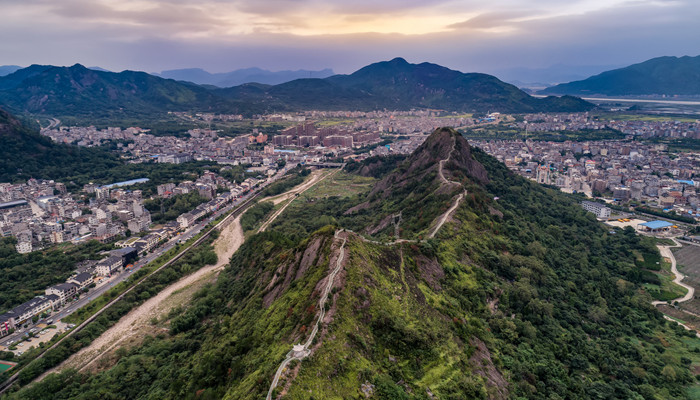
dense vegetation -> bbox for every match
[0,108,121,183]
[0,60,591,127]
[240,201,274,232]
[344,154,407,178]
[0,64,258,120]
[7,129,700,399]
[0,239,113,313]
[145,192,209,224]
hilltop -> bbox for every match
[10,127,700,400]
[540,55,700,96]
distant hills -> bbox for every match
[216,58,593,113]
[0,59,592,120]
[0,64,257,120]
[540,55,700,96]
[155,67,335,87]
[0,107,119,182]
[0,65,21,77]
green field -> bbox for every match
[675,245,700,289]
[300,170,375,199]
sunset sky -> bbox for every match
[1,0,698,78]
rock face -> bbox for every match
[370,127,488,199]
[347,127,489,238]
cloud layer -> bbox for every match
[0,0,697,78]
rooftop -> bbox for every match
[639,220,674,230]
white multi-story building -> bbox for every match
[15,241,32,254]
[582,201,611,219]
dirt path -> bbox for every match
[258,169,338,233]
[36,215,245,381]
[267,230,347,400]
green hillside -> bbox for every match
[540,55,700,96]
[8,128,700,400]
[0,107,120,182]
[0,64,256,120]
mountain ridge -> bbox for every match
[539,55,700,96]
[0,59,593,119]
[0,107,120,182]
[217,57,595,113]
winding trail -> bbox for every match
[429,134,466,239]
[429,190,467,239]
[649,238,700,337]
[266,230,347,400]
[266,135,469,398]
[651,238,693,306]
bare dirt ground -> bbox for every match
[36,214,245,381]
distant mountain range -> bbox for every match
[0,65,21,77]
[155,67,335,87]
[540,55,700,96]
[0,59,592,120]
[215,58,593,113]
[0,64,257,119]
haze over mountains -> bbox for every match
[540,55,700,96]
[155,67,335,87]
[493,64,621,88]
[0,58,592,120]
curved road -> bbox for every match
[651,238,694,306]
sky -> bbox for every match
[1,0,699,81]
